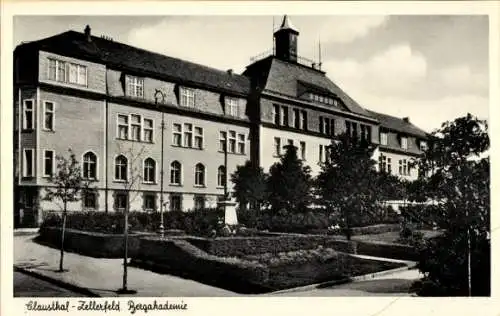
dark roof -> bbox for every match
[367,110,427,138]
[16,30,250,96]
[244,56,372,118]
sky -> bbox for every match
[13,15,489,133]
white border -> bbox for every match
[2,2,499,316]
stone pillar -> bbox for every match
[218,199,238,225]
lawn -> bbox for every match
[351,230,443,244]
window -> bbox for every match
[346,121,357,139]
[319,116,324,134]
[170,194,182,211]
[324,119,330,136]
[387,158,392,174]
[130,114,141,141]
[143,158,156,183]
[83,151,97,180]
[180,87,195,107]
[42,101,55,131]
[401,136,408,150]
[126,75,144,98]
[287,139,294,148]
[420,140,428,151]
[194,195,206,210]
[83,191,97,209]
[23,148,34,177]
[195,163,205,186]
[114,192,128,212]
[143,119,153,143]
[274,137,281,156]
[217,165,226,187]
[300,110,307,130]
[43,150,54,177]
[360,124,371,142]
[227,98,239,117]
[324,146,331,163]
[228,131,236,153]
[273,104,280,125]
[68,63,87,85]
[117,114,129,140]
[194,127,204,149]
[182,123,192,147]
[319,144,324,163]
[219,131,227,152]
[380,132,388,146]
[237,133,245,154]
[379,154,387,173]
[23,100,34,130]
[143,193,156,212]
[330,119,336,136]
[48,59,66,82]
[281,106,288,126]
[173,123,182,146]
[293,108,300,128]
[399,159,409,176]
[115,155,128,181]
[170,161,181,185]
[300,141,306,160]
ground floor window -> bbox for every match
[114,191,128,212]
[194,195,206,210]
[82,190,98,210]
[143,192,157,212]
[170,194,182,212]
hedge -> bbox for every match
[131,237,270,293]
[36,227,156,258]
[40,209,224,237]
[185,235,356,257]
[355,240,419,261]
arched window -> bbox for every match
[83,151,97,180]
[115,155,128,181]
[170,161,181,185]
[195,163,205,186]
[217,165,226,187]
[143,158,156,183]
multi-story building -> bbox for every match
[13,16,428,226]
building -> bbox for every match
[13,16,428,226]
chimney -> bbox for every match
[403,117,410,123]
[84,25,91,42]
[227,69,233,76]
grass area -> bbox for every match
[351,230,443,244]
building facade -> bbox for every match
[13,16,428,226]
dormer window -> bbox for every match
[309,92,337,106]
[226,97,239,117]
[420,140,428,151]
[125,75,144,98]
[401,136,408,150]
[180,87,195,107]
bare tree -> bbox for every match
[43,149,90,272]
[115,142,147,294]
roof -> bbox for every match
[244,56,373,118]
[276,15,298,33]
[15,30,250,96]
[367,110,428,138]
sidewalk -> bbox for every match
[14,235,239,297]
[14,235,422,297]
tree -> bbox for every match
[267,145,312,211]
[231,160,268,210]
[115,142,147,294]
[413,113,490,296]
[44,149,89,272]
[316,134,380,240]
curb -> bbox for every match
[14,266,101,297]
[268,263,418,295]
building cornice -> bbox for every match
[377,145,423,157]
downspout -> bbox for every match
[105,69,109,213]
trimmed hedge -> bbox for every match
[351,224,401,235]
[41,209,223,237]
[36,227,156,258]
[131,237,270,293]
[185,235,356,257]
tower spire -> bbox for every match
[273,15,299,62]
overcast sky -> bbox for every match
[13,15,489,132]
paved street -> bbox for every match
[14,271,83,297]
